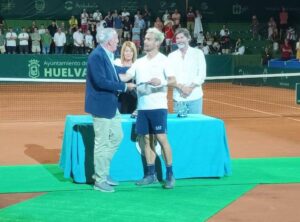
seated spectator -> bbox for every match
[261,47,272,65]
[281,38,292,60]
[233,38,245,55]
[196,31,205,47]
[220,29,231,54]
[201,42,210,55]
[220,25,230,37]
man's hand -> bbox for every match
[180,86,193,98]
[148,78,161,86]
[126,83,136,91]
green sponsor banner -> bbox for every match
[0,54,87,79]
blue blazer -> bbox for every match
[85,46,126,118]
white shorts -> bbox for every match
[32,45,41,53]
[0,45,5,53]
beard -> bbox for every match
[177,43,186,49]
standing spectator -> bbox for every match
[132,22,141,54]
[5,27,17,54]
[172,9,181,29]
[194,10,203,39]
[250,15,260,39]
[281,38,292,61]
[53,28,66,54]
[104,11,114,28]
[162,10,170,24]
[0,15,5,30]
[186,6,195,35]
[81,9,89,33]
[163,20,174,54]
[73,27,84,54]
[121,7,130,19]
[296,37,300,60]
[68,15,78,33]
[279,6,288,40]
[93,10,102,23]
[18,27,29,54]
[143,5,151,29]
[122,16,132,41]
[0,29,6,54]
[84,30,94,54]
[113,12,123,44]
[38,24,47,35]
[30,27,41,54]
[47,20,57,54]
[41,29,52,54]
[154,17,163,32]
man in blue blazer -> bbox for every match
[85,28,135,192]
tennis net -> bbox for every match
[1,73,300,122]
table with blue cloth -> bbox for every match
[59,114,232,183]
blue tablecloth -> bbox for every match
[59,114,232,183]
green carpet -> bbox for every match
[0,184,256,222]
[1,157,300,194]
[0,157,300,221]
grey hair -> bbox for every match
[174,28,191,41]
[97,28,117,44]
[146,27,165,44]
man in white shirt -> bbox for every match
[84,30,94,54]
[18,27,29,54]
[53,28,66,54]
[120,28,176,189]
[73,27,84,54]
[6,27,17,54]
[168,28,206,114]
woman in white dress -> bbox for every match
[194,10,203,39]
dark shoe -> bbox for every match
[107,176,119,186]
[163,176,175,189]
[94,181,115,193]
[135,174,158,186]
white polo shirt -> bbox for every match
[6,32,17,47]
[168,46,206,101]
[127,52,174,110]
[18,32,29,45]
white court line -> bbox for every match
[205,98,281,117]
[214,92,300,111]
